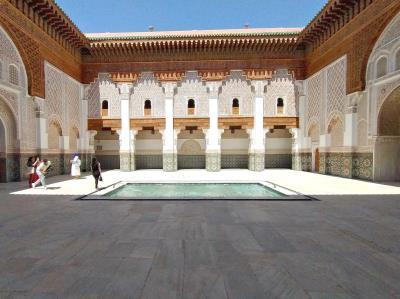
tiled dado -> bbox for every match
[135,155,163,169]
[221,155,249,169]
[292,153,312,172]
[319,152,373,180]
[178,155,206,169]
[265,154,292,169]
[163,153,177,172]
[206,153,221,172]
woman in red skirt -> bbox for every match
[28,156,40,188]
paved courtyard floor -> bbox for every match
[1,169,400,298]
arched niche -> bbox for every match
[327,116,344,147]
[374,85,400,181]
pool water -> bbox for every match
[105,183,284,199]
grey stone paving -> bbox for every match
[0,176,400,298]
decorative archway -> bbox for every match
[307,121,320,172]
[373,86,400,181]
[177,129,206,169]
[0,96,18,182]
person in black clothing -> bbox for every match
[91,157,102,189]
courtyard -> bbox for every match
[0,170,400,298]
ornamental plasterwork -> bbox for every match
[0,87,17,118]
[175,71,208,117]
[45,64,64,130]
[376,77,400,114]
[65,77,81,132]
[0,98,17,150]
[306,72,322,131]
[45,63,82,134]
[131,72,165,117]
[264,70,296,116]
[326,58,346,124]
[87,73,119,118]
[375,11,400,50]
[219,71,253,116]
[0,28,20,65]
[0,28,26,89]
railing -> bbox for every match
[232,107,240,115]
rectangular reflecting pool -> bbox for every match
[80,182,311,200]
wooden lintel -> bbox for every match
[263,117,299,129]
[130,118,165,131]
[218,117,254,129]
[173,118,210,130]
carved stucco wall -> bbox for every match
[0,26,27,90]
[305,56,347,143]
[366,11,400,137]
[265,70,296,116]
[0,96,17,151]
[0,25,37,151]
[378,85,400,136]
[366,11,400,82]
[131,72,164,118]
[45,62,82,140]
[87,73,120,118]
[175,71,208,117]
[219,71,253,116]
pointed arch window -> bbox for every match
[144,99,152,116]
[8,64,19,85]
[376,56,388,78]
[188,99,195,115]
[232,98,239,115]
[277,98,284,115]
[101,100,109,117]
[395,49,400,71]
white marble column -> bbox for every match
[249,81,266,171]
[205,82,222,171]
[119,84,131,171]
[129,129,138,171]
[162,83,178,171]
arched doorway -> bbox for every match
[0,97,18,182]
[177,129,206,169]
[94,129,120,169]
[135,128,163,169]
[374,86,400,181]
[221,128,250,168]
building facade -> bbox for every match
[0,0,399,182]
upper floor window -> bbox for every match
[376,56,388,78]
[277,98,284,115]
[395,49,400,71]
[188,99,195,115]
[8,64,19,85]
[144,99,152,116]
[232,98,239,115]
[101,100,109,117]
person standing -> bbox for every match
[32,159,51,190]
[91,157,102,189]
[70,154,81,179]
[27,156,40,188]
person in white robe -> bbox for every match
[70,154,81,178]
